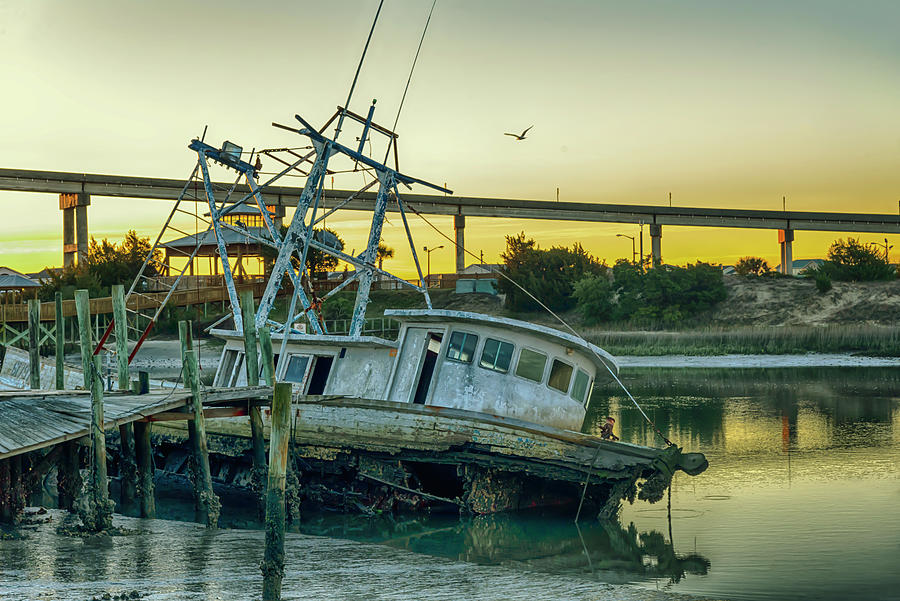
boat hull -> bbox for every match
[149,395,705,517]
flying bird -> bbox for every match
[504,125,533,140]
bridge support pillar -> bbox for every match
[649,224,662,268]
[454,215,465,274]
[62,202,75,268]
[779,229,794,275]
[60,193,91,266]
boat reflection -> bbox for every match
[300,510,710,585]
[587,366,899,454]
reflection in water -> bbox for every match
[588,366,899,455]
[599,366,900,601]
[301,511,709,586]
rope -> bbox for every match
[383,0,438,164]
[402,203,674,447]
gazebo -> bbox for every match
[161,202,276,281]
[0,267,41,302]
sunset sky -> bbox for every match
[1,0,898,276]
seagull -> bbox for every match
[504,125,533,140]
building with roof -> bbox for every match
[0,267,41,300]
[775,258,824,276]
[460,263,502,275]
[162,201,276,280]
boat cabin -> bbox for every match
[212,309,618,431]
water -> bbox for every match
[2,366,898,600]
[604,366,900,601]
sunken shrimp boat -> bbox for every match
[200,309,708,516]
[116,100,706,517]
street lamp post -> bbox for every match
[639,222,644,269]
[616,234,636,263]
[423,245,444,287]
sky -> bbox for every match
[0,0,898,276]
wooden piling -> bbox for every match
[241,291,267,483]
[75,289,92,390]
[28,298,41,389]
[57,440,81,512]
[55,292,64,390]
[8,455,25,524]
[118,423,138,512]
[240,291,260,387]
[133,421,156,518]
[180,320,220,528]
[259,326,275,386]
[112,284,129,391]
[0,459,11,523]
[85,354,113,532]
[261,382,292,601]
[138,371,149,394]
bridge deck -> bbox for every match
[0,386,271,460]
[1,168,898,233]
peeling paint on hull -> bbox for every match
[149,396,705,518]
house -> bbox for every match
[26,267,62,284]
[775,259,824,276]
[459,263,502,275]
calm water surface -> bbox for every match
[606,366,900,601]
[1,366,898,600]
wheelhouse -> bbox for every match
[212,310,618,431]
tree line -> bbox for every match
[499,233,896,325]
[498,232,727,325]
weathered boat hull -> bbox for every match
[150,395,706,518]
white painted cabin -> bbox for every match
[212,309,618,431]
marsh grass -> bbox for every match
[584,324,900,356]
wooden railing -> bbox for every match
[0,272,500,323]
[0,281,269,323]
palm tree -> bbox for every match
[376,242,394,271]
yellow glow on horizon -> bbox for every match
[1,1,899,275]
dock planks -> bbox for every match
[0,386,272,460]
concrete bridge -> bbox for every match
[2,168,898,274]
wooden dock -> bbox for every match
[0,386,271,461]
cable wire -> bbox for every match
[335,0,384,143]
[383,0,438,164]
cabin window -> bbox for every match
[217,349,239,386]
[480,338,514,373]
[548,359,574,394]
[283,354,311,384]
[446,331,478,363]
[571,369,590,404]
[233,353,247,386]
[515,348,547,382]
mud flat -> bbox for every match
[0,510,726,601]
